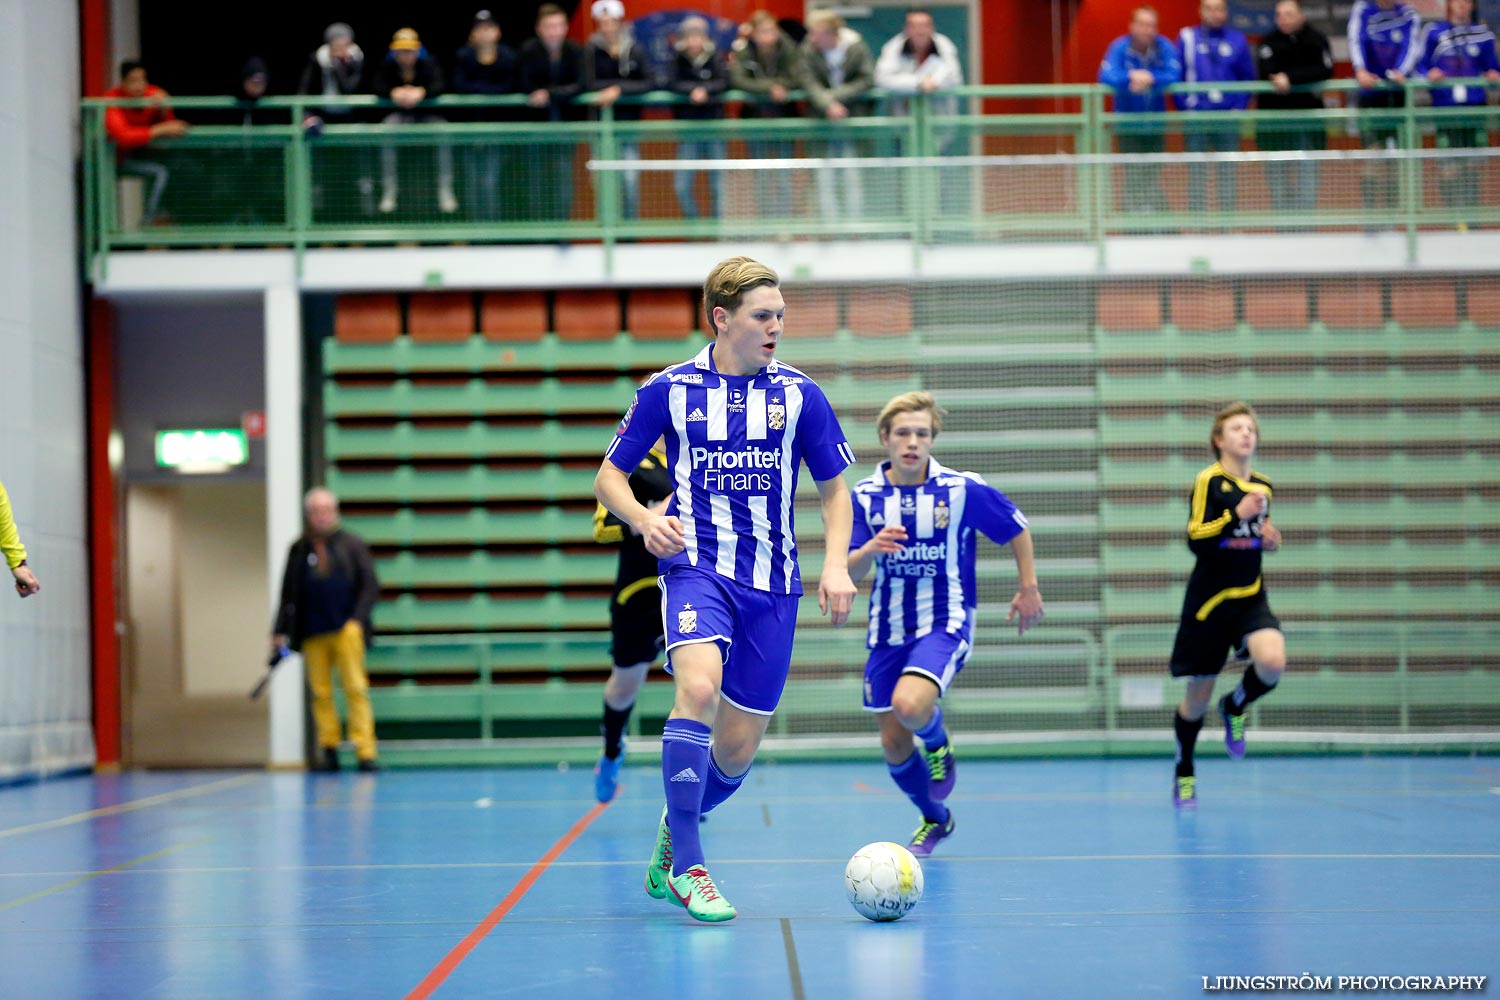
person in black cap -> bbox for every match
[453,10,520,221]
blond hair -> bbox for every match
[1210,401,1260,458]
[748,10,779,30]
[877,391,947,440]
[703,256,779,335]
[806,10,844,32]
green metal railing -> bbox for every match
[81,80,1500,275]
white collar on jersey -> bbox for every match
[876,455,959,487]
[693,342,781,375]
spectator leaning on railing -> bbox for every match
[1176,0,1256,215]
[873,8,963,118]
[731,10,803,219]
[800,11,875,221]
[1257,0,1334,212]
[453,10,520,224]
[104,59,190,226]
[875,9,965,213]
[297,22,373,217]
[519,3,586,224]
[373,28,457,216]
[1348,0,1422,215]
[1419,0,1500,218]
[586,0,655,221]
[1098,6,1182,215]
[669,15,729,221]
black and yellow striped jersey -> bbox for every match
[593,448,672,602]
[1182,461,1273,621]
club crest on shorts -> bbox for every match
[934,501,949,529]
[768,399,785,430]
[678,602,697,634]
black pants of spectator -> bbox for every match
[1117,130,1167,214]
[1260,122,1326,213]
[1437,118,1486,213]
[1357,90,1405,213]
[1185,124,1241,215]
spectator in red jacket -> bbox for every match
[104,60,189,224]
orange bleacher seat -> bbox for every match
[480,291,548,342]
[1096,283,1161,332]
[846,287,913,336]
[334,293,401,343]
[626,288,697,341]
[780,286,840,337]
[1390,279,1458,330]
[1316,280,1384,329]
[554,289,621,342]
[407,292,474,342]
[1241,280,1310,330]
[1466,278,1500,327]
[1169,281,1235,331]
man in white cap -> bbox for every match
[586,0,653,220]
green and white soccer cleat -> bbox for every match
[666,865,737,922]
[644,805,673,900]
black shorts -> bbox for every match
[609,585,665,668]
[1169,592,1282,678]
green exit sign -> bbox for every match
[155,428,249,471]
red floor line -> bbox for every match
[405,799,612,1000]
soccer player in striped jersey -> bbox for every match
[848,392,1043,857]
[1169,402,1285,808]
[594,257,857,921]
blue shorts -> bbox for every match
[660,566,801,716]
[863,622,973,712]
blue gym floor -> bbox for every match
[1,756,1495,999]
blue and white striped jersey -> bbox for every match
[606,343,854,596]
[1348,1,1423,84]
[1419,20,1500,106]
[850,458,1028,648]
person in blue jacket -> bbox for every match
[1099,6,1183,214]
[1177,0,1256,215]
[1347,0,1423,212]
[1419,0,1500,215]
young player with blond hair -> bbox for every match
[848,391,1043,856]
[594,257,857,921]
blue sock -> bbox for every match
[700,752,747,815]
[888,752,949,824]
[914,706,948,752]
[661,719,711,875]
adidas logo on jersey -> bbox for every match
[670,767,700,783]
[687,408,708,422]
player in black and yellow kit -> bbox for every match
[1170,403,1285,807]
[591,437,672,802]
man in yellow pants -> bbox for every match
[1,478,42,597]
[272,487,380,771]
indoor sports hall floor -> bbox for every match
[1,756,1495,999]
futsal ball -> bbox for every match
[844,841,923,921]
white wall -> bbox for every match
[0,0,93,780]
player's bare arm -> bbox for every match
[816,475,857,627]
[1005,527,1044,636]
[594,460,683,557]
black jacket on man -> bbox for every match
[671,45,728,120]
[273,529,379,650]
[585,34,654,121]
[1256,24,1334,111]
[518,38,586,121]
[372,52,446,102]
